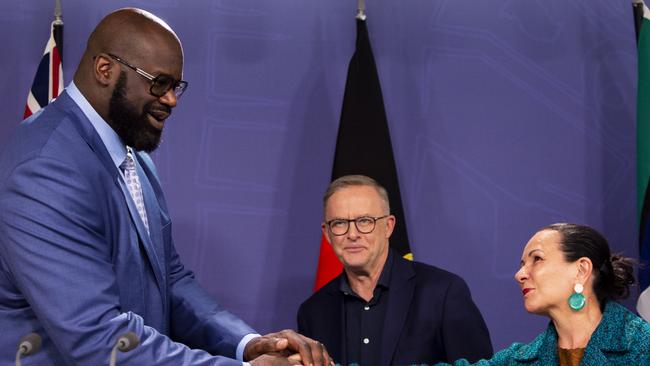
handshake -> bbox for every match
[244,330,334,366]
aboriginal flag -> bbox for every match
[314,18,412,291]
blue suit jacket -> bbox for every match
[297,253,494,365]
[0,91,254,365]
[438,301,650,365]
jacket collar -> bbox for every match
[513,301,631,363]
[581,302,632,364]
[379,252,415,365]
[65,82,127,169]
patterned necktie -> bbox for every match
[120,149,150,234]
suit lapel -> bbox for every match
[321,279,347,365]
[117,169,165,283]
[58,92,168,303]
[133,155,167,289]
[56,92,118,179]
[380,256,415,366]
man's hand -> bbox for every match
[244,330,333,366]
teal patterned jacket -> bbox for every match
[436,302,650,366]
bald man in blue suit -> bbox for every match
[0,8,329,366]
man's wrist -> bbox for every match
[236,333,261,361]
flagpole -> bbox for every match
[53,0,63,63]
[634,0,644,42]
[356,0,366,20]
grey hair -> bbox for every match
[323,175,390,214]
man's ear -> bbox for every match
[385,215,396,239]
[93,53,117,86]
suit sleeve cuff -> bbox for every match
[236,333,261,361]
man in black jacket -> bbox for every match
[297,175,493,365]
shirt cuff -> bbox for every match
[236,333,261,361]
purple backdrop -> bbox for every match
[0,0,638,351]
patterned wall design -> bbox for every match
[0,0,637,350]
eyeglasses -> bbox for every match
[325,215,389,236]
[107,53,188,99]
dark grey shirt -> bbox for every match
[340,250,394,366]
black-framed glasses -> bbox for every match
[325,215,389,236]
[107,53,188,99]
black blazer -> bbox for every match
[297,254,493,365]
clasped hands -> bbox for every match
[244,329,334,366]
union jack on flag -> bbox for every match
[24,20,64,119]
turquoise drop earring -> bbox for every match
[568,283,585,311]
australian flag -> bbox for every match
[24,20,64,119]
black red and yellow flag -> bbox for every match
[314,17,412,291]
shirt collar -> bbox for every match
[66,81,128,169]
[376,249,394,289]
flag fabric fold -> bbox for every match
[637,1,650,320]
[314,18,412,291]
[24,20,64,119]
